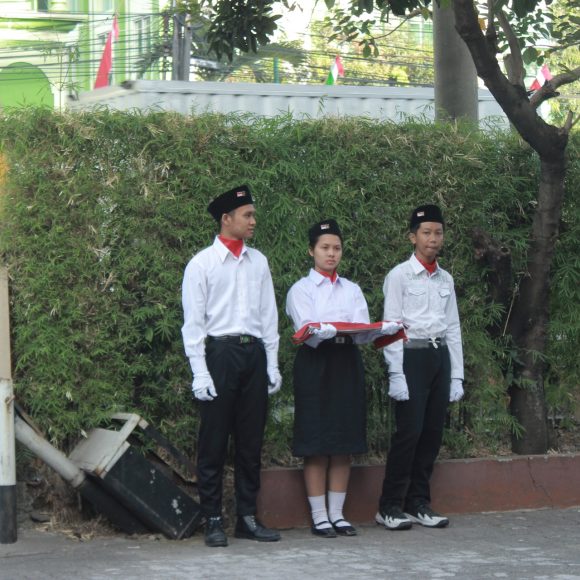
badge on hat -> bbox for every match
[308,219,343,245]
[207,184,254,221]
[410,204,444,230]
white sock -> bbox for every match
[328,491,350,527]
[308,495,332,529]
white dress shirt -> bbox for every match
[383,254,464,380]
[181,236,279,367]
[286,269,370,348]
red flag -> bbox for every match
[94,16,120,89]
[529,64,553,92]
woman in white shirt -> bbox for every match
[286,219,371,538]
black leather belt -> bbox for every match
[207,335,260,344]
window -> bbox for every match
[136,18,143,55]
[135,17,152,55]
[37,0,49,11]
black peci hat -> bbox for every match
[308,219,343,246]
[409,204,444,230]
[207,184,254,222]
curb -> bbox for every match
[257,453,580,528]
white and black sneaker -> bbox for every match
[375,506,412,531]
[404,504,449,528]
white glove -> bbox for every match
[381,321,405,336]
[267,367,282,396]
[189,356,217,401]
[310,323,337,340]
[192,372,217,401]
[449,378,464,402]
[388,372,409,401]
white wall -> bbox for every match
[67,80,509,128]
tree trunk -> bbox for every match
[433,3,479,122]
[507,155,566,453]
[452,0,570,454]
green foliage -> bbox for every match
[315,14,433,87]
[544,0,580,124]
[0,109,578,461]
[203,0,283,61]
[545,135,580,424]
[550,0,580,51]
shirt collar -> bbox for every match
[409,253,439,275]
[213,236,249,263]
[308,268,341,286]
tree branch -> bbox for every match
[451,0,568,160]
[485,0,499,55]
[529,67,580,109]
[497,9,525,88]
[361,8,424,42]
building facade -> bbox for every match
[0,0,161,110]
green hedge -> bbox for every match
[0,108,578,461]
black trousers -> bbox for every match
[196,340,268,517]
[379,345,451,511]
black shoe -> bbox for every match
[234,515,281,542]
[375,506,412,530]
[331,518,357,536]
[311,521,337,538]
[404,504,449,528]
[204,516,228,547]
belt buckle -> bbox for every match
[239,335,252,344]
[428,337,440,349]
[335,336,346,344]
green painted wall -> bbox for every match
[0,62,53,108]
[0,0,161,106]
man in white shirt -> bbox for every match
[181,184,282,547]
[375,204,464,532]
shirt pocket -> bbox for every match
[404,284,427,312]
[437,287,451,313]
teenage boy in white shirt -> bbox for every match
[181,184,282,547]
[376,204,464,531]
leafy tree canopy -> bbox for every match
[175,0,577,76]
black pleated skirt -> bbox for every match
[292,341,367,457]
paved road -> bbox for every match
[2,507,580,579]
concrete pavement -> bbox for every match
[2,507,580,579]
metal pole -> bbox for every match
[0,266,17,543]
[14,417,85,489]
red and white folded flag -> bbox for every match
[292,321,407,349]
[529,64,553,91]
